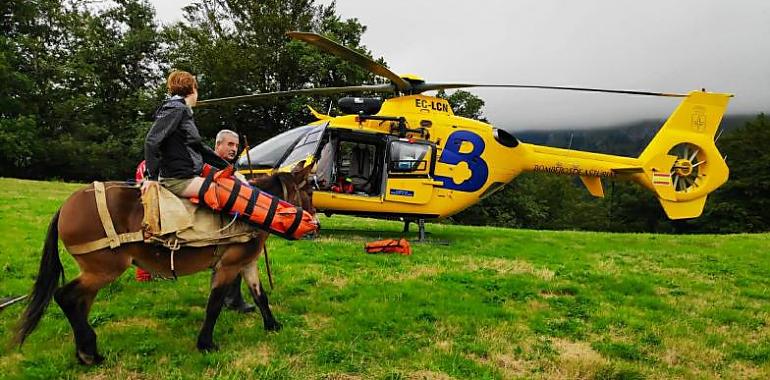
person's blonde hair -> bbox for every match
[166,70,197,96]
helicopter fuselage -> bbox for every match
[240,94,531,220]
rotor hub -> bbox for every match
[673,159,693,177]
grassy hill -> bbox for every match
[0,178,768,379]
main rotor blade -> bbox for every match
[287,31,412,92]
[412,83,688,97]
[195,84,396,107]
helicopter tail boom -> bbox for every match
[520,91,731,219]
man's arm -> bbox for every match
[144,107,183,180]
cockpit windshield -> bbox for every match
[236,126,313,169]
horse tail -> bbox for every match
[14,209,65,346]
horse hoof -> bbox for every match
[197,340,219,352]
[76,350,104,366]
[265,321,283,331]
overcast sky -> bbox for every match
[150,0,770,130]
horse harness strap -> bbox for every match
[68,232,144,255]
[222,179,241,214]
[67,181,144,255]
[94,181,119,248]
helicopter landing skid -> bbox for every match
[316,219,450,246]
[402,219,427,242]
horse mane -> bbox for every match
[248,173,283,196]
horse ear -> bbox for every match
[301,160,315,176]
[291,160,313,182]
[291,160,307,173]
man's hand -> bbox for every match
[140,180,156,195]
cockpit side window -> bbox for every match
[389,141,429,172]
[278,127,325,168]
[237,126,312,169]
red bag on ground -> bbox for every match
[364,239,412,255]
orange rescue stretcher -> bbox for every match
[194,165,317,240]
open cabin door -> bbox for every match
[384,139,438,205]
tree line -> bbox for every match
[1,0,376,180]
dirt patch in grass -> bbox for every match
[596,257,620,275]
[108,317,160,330]
[725,361,765,379]
[455,256,555,281]
[464,325,537,378]
[476,322,529,352]
[0,353,22,377]
[325,276,349,288]
[304,313,332,330]
[647,264,716,287]
[434,340,452,352]
[554,338,603,362]
[542,338,607,379]
[320,373,363,380]
[232,343,271,371]
[525,299,550,311]
[491,353,532,379]
[381,265,444,281]
[539,289,575,299]
[406,369,454,380]
[662,336,725,374]
[467,351,534,379]
[78,363,148,380]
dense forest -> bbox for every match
[1,0,376,180]
[1,0,767,233]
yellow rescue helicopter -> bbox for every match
[196,32,731,238]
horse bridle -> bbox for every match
[278,175,307,208]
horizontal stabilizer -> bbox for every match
[612,167,645,174]
[659,196,708,220]
[579,176,604,197]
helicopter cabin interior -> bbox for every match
[239,124,436,202]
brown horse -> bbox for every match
[13,164,315,365]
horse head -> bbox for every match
[250,160,318,228]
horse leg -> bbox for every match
[242,260,281,331]
[197,264,240,352]
[54,271,118,365]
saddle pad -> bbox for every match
[143,183,259,248]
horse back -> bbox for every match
[58,182,144,249]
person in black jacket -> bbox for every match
[142,71,228,196]
[141,70,318,241]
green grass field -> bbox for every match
[0,178,769,379]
